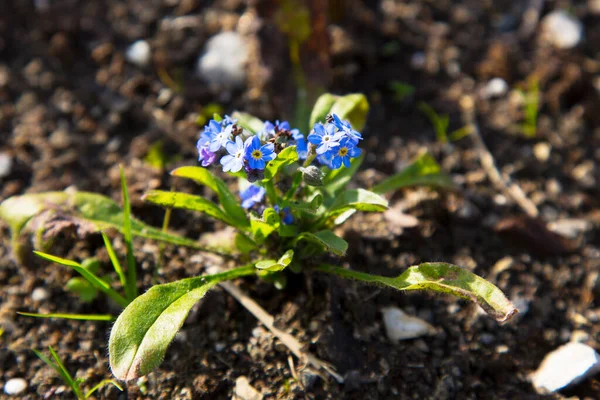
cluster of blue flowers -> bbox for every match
[196,114,363,223]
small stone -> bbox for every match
[234,376,262,400]
[530,342,600,393]
[31,287,49,302]
[483,78,508,98]
[533,142,551,162]
[197,32,248,88]
[548,218,592,239]
[410,52,426,70]
[4,378,27,395]
[0,152,13,178]
[381,307,436,343]
[541,10,583,49]
[125,40,151,67]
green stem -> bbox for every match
[313,264,406,289]
[264,180,278,206]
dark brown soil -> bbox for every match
[1,1,600,399]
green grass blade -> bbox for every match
[34,251,129,308]
[48,347,80,395]
[85,380,123,398]
[120,166,137,300]
[101,232,127,291]
[18,312,116,321]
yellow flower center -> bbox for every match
[252,150,263,160]
[338,147,348,157]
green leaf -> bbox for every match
[329,93,369,131]
[34,346,82,398]
[0,191,222,256]
[171,166,248,228]
[322,154,364,196]
[66,277,99,303]
[120,166,137,300]
[309,93,337,127]
[255,249,294,272]
[34,251,129,308]
[296,230,348,256]
[102,233,127,291]
[371,152,454,194]
[315,263,518,323]
[323,189,388,225]
[109,265,256,381]
[249,208,280,245]
[231,111,264,134]
[288,193,323,214]
[18,312,115,321]
[234,233,257,254]
[262,146,298,182]
[142,191,233,225]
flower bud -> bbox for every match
[299,166,324,187]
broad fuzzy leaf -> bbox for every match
[329,93,370,131]
[250,208,280,245]
[109,265,255,380]
[322,189,388,225]
[316,263,517,323]
[231,111,264,134]
[296,230,348,256]
[0,191,214,253]
[309,93,337,127]
[171,166,248,228]
[371,152,454,194]
[262,146,298,182]
[142,191,233,226]
[255,250,294,272]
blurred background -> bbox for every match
[1,0,600,399]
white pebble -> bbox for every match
[483,78,509,98]
[4,378,27,396]
[530,342,600,393]
[31,287,49,302]
[0,152,13,178]
[381,307,436,343]
[234,376,262,400]
[410,52,426,70]
[541,10,583,49]
[533,142,551,162]
[197,32,248,88]
[125,40,151,67]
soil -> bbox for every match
[1,1,600,399]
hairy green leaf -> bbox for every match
[231,111,264,134]
[316,263,518,323]
[330,93,369,131]
[262,146,298,182]
[323,189,388,225]
[142,191,233,225]
[309,93,337,127]
[171,166,248,228]
[34,251,129,308]
[0,191,218,255]
[255,250,294,272]
[249,208,280,245]
[109,265,256,381]
[371,152,454,194]
[296,230,348,256]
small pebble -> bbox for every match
[0,152,13,178]
[31,287,49,302]
[548,218,592,239]
[533,142,551,162]
[541,10,583,49]
[381,307,436,343]
[483,78,508,98]
[410,52,426,70]
[4,378,27,396]
[125,40,151,67]
[530,342,600,393]
[234,376,262,400]
[197,32,248,88]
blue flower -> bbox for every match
[221,115,237,126]
[276,120,291,130]
[308,122,342,155]
[197,123,218,166]
[291,129,308,159]
[244,135,276,170]
[209,123,234,152]
[274,205,293,225]
[329,137,362,169]
[240,185,266,209]
[331,114,362,144]
[220,136,246,173]
[316,151,334,169]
